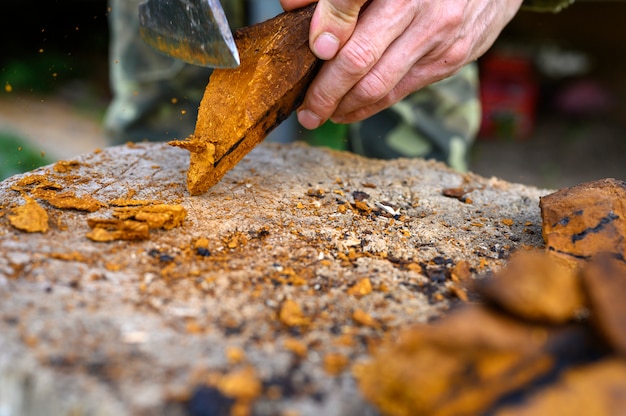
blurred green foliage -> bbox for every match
[0,132,53,180]
[305,121,349,151]
[1,53,86,94]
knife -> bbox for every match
[138,0,240,68]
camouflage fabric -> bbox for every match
[103,0,246,145]
[346,63,480,172]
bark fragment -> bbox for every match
[170,4,321,195]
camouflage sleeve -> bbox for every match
[521,0,574,12]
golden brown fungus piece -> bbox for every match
[216,367,262,403]
[323,353,349,376]
[497,359,626,416]
[42,191,106,212]
[113,204,186,230]
[11,174,62,193]
[53,160,80,173]
[8,196,49,233]
[86,219,150,242]
[169,4,320,195]
[355,306,556,416]
[347,278,373,297]
[352,309,380,328]
[278,300,310,328]
[477,249,585,324]
[582,256,626,355]
[540,178,626,265]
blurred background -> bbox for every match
[1,0,625,189]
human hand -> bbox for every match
[280,0,524,129]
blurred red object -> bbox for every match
[478,53,538,140]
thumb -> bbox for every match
[310,0,369,60]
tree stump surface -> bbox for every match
[0,142,549,415]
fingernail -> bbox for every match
[298,109,323,130]
[330,115,346,124]
[313,32,340,60]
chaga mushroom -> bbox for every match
[539,178,626,264]
[8,196,49,233]
[354,305,587,416]
[170,4,321,195]
[113,204,186,230]
[477,249,585,324]
[581,255,626,355]
[86,219,150,242]
[42,191,106,212]
[86,204,186,242]
[497,359,626,416]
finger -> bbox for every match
[332,13,469,118]
[331,48,411,118]
[331,86,410,124]
[280,0,317,12]
[296,2,407,129]
[333,64,454,124]
[309,0,369,60]
[297,33,384,129]
[332,88,409,125]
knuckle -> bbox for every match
[440,6,464,30]
[358,70,391,102]
[307,85,337,110]
[384,87,404,106]
[445,42,471,69]
[328,0,363,24]
[338,37,380,77]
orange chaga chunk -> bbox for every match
[8,196,49,233]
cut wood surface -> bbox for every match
[4,142,625,415]
[170,4,320,195]
[0,142,549,415]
